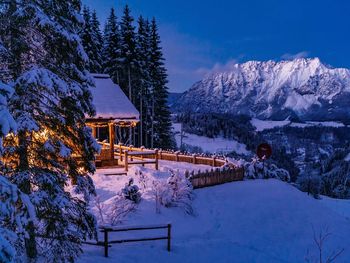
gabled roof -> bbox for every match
[88,74,139,121]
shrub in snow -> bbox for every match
[152,170,194,215]
[135,169,149,191]
[245,157,290,182]
[296,173,322,198]
[95,179,141,225]
[95,195,137,226]
[106,196,137,226]
[121,178,141,204]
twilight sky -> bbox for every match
[83,0,350,92]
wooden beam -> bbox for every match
[108,123,115,160]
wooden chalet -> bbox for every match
[86,74,139,166]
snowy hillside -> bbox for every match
[173,58,350,121]
[172,123,250,155]
[80,167,350,263]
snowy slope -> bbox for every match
[173,58,350,121]
[173,123,249,155]
[79,168,350,263]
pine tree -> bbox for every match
[81,6,103,72]
[0,82,34,263]
[149,18,174,149]
[90,10,103,72]
[0,1,98,262]
[135,16,151,147]
[119,5,138,103]
[102,8,122,84]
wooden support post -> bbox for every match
[104,229,109,257]
[155,149,159,170]
[167,224,171,252]
[212,156,216,167]
[175,152,179,162]
[92,126,96,138]
[108,123,115,160]
[193,154,197,164]
[124,150,128,171]
[119,143,123,161]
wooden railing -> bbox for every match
[84,224,171,257]
[98,142,227,169]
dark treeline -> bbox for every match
[81,5,174,149]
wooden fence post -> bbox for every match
[141,146,145,166]
[104,229,109,257]
[193,154,197,164]
[124,150,128,172]
[212,156,216,167]
[167,224,171,252]
[155,149,159,170]
[175,152,179,162]
[129,145,133,161]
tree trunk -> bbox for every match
[151,96,154,148]
[140,92,143,146]
[128,66,132,103]
[18,131,37,261]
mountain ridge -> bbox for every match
[173,58,350,121]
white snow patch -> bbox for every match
[251,118,291,131]
[80,176,350,263]
[251,118,347,131]
[172,123,249,155]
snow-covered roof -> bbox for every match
[88,74,139,121]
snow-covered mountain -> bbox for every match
[173,58,350,121]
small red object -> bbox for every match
[257,143,272,160]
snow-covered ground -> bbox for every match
[79,163,350,263]
[251,118,347,131]
[172,123,249,155]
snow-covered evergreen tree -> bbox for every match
[149,18,174,149]
[135,16,151,147]
[102,8,122,84]
[0,1,98,261]
[81,7,103,72]
[119,5,138,103]
[90,10,103,72]
[0,81,35,263]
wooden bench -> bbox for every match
[83,223,171,257]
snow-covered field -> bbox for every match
[251,118,347,131]
[79,163,350,263]
[172,123,249,155]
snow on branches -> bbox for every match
[0,176,35,263]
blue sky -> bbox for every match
[83,0,350,92]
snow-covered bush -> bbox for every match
[245,157,290,182]
[152,170,194,215]
[107,196,138,225]
[122,178,141,204]
[135,169,149,191]
[95,179,141,225]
